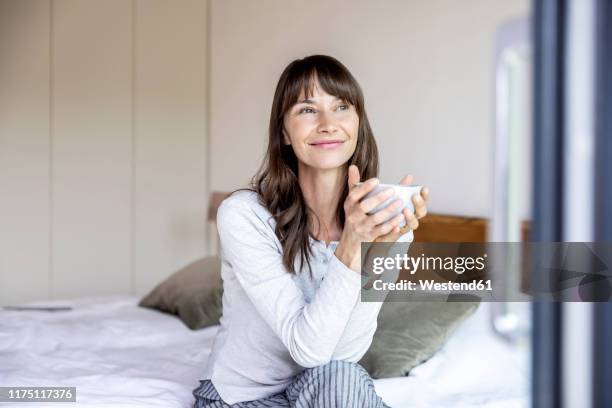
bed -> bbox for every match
[1,198,529,407]
[0,295,528,407]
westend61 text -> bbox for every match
[372,279,493,292]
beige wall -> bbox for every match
[209,0,530,218]
[0,0,208,304]
[1,0,529,303]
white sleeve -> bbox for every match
[331,230,414,362]
[217,198,362,368]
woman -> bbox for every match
[193,55,429,407]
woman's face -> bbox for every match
[282,82,359,172]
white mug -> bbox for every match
[357,183,423,227]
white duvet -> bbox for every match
[0,296,528,407]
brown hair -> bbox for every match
[233,55,379,275]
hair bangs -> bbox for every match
[279,56,363,117]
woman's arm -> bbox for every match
[217,197,361,368]
[330,230,414,362]
[331,175,428,361]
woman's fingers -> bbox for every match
[374,212,404,237]
[346,165,381,210]
[411,190,428,219]
[373,213,406,242]
[399,174,413,186]
[358,187,395,214]
[404,207,419,230]
[369,197,402,224]
[345,168,429,242]
[347,177,380,206]
[347,164,360,188]
[421,186,429,201]
[398,224,412,235]
[401,174,428,220]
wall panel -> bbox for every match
[133,0,208,295]
[52,0,132,298]
[0,0,51,304]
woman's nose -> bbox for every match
[316,111,338,133]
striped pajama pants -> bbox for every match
[192,360,391,408]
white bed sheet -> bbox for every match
[0,296,528,407]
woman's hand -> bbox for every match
[373,174,429,243]
[335,165,415,271]
[361,174,429,289]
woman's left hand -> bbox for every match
[374,175,429,242]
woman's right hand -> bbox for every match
[334,165,407,272]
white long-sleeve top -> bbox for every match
[202,190,412,404]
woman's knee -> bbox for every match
[307,360,373,393]
[287,361,385,407]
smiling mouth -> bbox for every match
[309,140,345,149]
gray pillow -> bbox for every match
[139,256,223,330]
[359,296,479,378]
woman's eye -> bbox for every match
[336,104,349,111]
[298,107,315,114]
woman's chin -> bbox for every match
[310,160,350,172]
[297,152,353,172]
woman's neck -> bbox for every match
[298,165,346,244]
